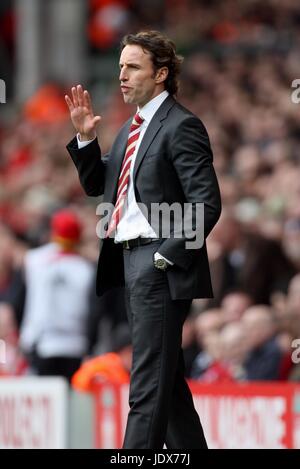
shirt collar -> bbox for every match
[138,90,169,125]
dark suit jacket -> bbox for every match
[67,95,221,299]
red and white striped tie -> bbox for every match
[106,113,144,237]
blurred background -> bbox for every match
[0,0,300,449]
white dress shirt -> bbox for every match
[77,90,173,265]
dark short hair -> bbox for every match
[120,30,183,95]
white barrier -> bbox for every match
[0,377,68,449]
[94,381,300,449]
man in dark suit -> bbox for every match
[66,30,221,449]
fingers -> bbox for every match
[65,94,74,111]
[67,86,100,126]
[69,85,93,111]
[77,84,84,107]
[93,116,102,126]
[71,86,79,107]
[83,90,93,114]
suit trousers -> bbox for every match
[122,241,208,449]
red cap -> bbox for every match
[51,210,82,243]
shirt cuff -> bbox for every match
[76,133,96,149]
[154,252,174,266]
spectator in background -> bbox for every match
[87,284,128,356]
[273,274,300,359]
[209,213,296,305]
[286,273,300,315]
[0,225,15,303]
[88,0,132,50]
[72,322,132,392]
[0,302,27,376]
[19,209,95,381]
[220,289,253,324]
[199,322,247,383]
[239,234,296,305]
[242,305,283,381]
[207,212,243,303]
[191,309,223,379]
[195,331,224,383]
[181,314,199,378]
[0,224,26,329]
[219,322,247,381]
[283,274,300,381]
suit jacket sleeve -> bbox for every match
[158,115,221,270]
[66,136,107,197]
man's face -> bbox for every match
[119,44,165,107]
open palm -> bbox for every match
[65,85,101,140]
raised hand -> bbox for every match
[65,85,101,141]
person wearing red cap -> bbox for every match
[50,209,82,251]
[20,209,94,381]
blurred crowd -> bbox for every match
[0,0,300,387]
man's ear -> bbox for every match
[155,67,168,84]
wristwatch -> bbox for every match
[154,257,169,271]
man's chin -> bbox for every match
[122,93,137,105]
[123,96,133,104]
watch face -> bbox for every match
[155,258,167,270]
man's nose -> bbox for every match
[119,68,128,82]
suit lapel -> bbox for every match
[104,118,131,204]
[133,95,176,182]
[105,95,176,204]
